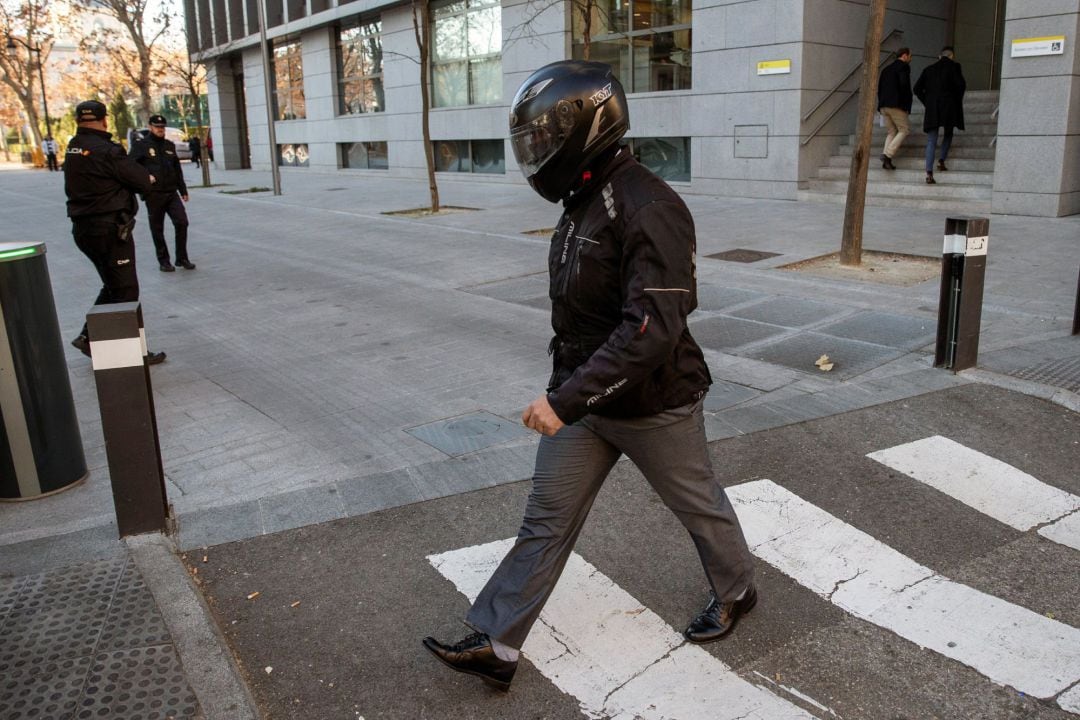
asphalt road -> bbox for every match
[191,383,1080,720]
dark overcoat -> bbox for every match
[914,57,966,131]
[877,58,912,113]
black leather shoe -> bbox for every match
[160,262,176,272]
[937,160,948,172]
[881,155,895,170]
[177,260,196,270]
[145,351,167,365]
[684,585,758,644]
[71,334,91,358]
[925,172,937,185]
[422,632,517,691]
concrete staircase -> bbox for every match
[800,90,998,213]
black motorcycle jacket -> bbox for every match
[63,127,153,218]
[546,149,712,425]
[130,133,188,196]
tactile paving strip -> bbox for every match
[690,316,788,351]
[407,410,533,456]
[1007,355,1080,393]
[77,646,198,720]
[0,558,200,720]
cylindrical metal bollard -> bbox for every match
[1073,263,1078,336]
[0,241,88,500]
[934,217,989,372]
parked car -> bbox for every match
[127,127,193,160]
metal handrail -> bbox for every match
[989,104,1000,147]
[800,28,904,146]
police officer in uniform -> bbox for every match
[64,100,166,364]
[423,62,756,691]
[130,114,195,272]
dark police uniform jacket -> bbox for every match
[130,134,188,198]
[546,149,711,426]
[64,127,153,218]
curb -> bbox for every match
[126,533,262,720]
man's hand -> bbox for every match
[522,394,565,436]
[149,174,157,184]
[181,194,189,202]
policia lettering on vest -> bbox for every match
[422,61,757,692]
[64,100,167,364]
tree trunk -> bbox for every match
[0,124,10,162]
[839,0,888,267]
[414,0,439,213]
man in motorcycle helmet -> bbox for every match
[423,60,757,691]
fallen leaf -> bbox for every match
[814,354,835,372]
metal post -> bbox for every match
[86,302,170,537]
[934,216,989,372]
[1073,263,1079,336]
[256,0,282,195]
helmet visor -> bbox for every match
[510,108,565,178]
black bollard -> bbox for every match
[1073,263,1079,336]
[86,302,170,537]
[934,216,989,372]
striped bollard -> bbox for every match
[86,302,170,537]
[934,216,988,372]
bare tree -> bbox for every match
[0,0,54,146]
[505,0,606,60]
[412,0,439,213]
[80,0,171,124]
[839,0,888,267]
[158,44,211,186]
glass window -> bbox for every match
[340,141,389,169]
[338,20,384,114]
[278,143,310,167]
[432,0,502,107]
[627,137,689,181]
[572,0,691,93]
[433,139,505,173]
[273,39,306,120]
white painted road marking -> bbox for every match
[429,538,818,720]
[867,435,1080,551]
[726,479,1080,700]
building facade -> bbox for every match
[188,0,1080,217]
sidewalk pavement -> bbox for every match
[0,163,1077,719]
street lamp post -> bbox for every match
[5,35,53,141]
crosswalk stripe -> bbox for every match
[429,538,819,720]
[866,435,1080,551]
[727,479,1080,700]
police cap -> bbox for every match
[148,114,167,126]
[75,100,107,122]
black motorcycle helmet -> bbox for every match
[509,60,629,203]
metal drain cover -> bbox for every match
[706,249,781,263]
[407,411,532,456]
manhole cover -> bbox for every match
[707,249,782,263]
[407,411,532,456]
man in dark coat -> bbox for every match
[914,46,966,184]
[877,47,912,170]
[130,115,195,271]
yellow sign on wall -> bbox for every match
[757,59,792,76]
[1011,36,1066,57]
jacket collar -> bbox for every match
[562,147,634,210]
[76,127,113,141]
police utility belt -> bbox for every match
[74,210,136,241]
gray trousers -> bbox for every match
[466,399,755,649]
